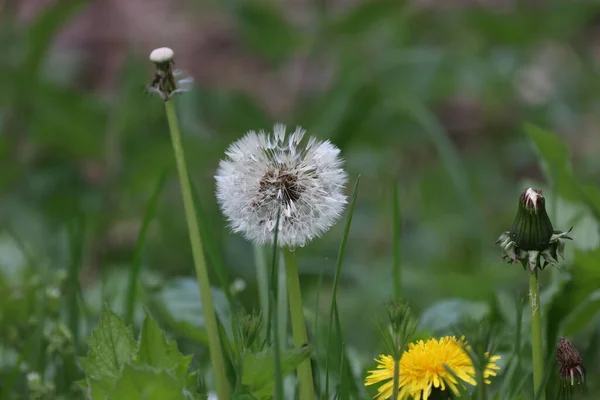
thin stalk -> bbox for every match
[529,271,546,400]
[67,215,84,346]
[164,100,229,400]
[283,248,315,400]
[391,181,401,300]
[272,292,284,400]
[277,252,288,348]
[124,169,167,325]
[253,243,269,318]
[392,358,400,400]
[269,210,284,400]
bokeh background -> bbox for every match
[2,0,600,398]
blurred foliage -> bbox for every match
[1,0,600,399]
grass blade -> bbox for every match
[325,176,360,398]
[67,213,84,346]
[124,167,168,325]
[391,180,401,300]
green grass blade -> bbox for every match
[325,176,360,398]
[67,213,84,346]
[391,180,401,300]
[313,266,325,395]
[399,101,482,247]
[124,167,168,325]
[334,304,361,398]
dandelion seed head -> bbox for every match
[215,124,348,247]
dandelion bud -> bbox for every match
[385,300,413,338]
[497,188,572,272]
[510,188,554,251]
[241,311,263,350]
[556,337,585,386]
[232,309,263,352]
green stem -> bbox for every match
[283,248,315,400]
[253,243,269,318]
[164,100,229,400]
[529,271,545,400]
[277,253,288,349]
[392,358,400,400]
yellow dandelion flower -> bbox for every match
[365,336,501,400]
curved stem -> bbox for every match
[283,248,315,400]
[529,271,546,400]
[164,100,229,400]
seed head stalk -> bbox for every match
[164,99,230,400]
[283,248,315,400]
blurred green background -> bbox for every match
[1,0,600,398]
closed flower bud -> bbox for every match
[497,188,572,272]
[510,188,554,251]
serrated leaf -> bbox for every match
[136,313,192,381]
[84,377,113,400]
[241,346,311,398]
[111,364,185,400]
[79,306,136,380]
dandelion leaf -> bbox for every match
[80,307,198,399]
[110,364,186,400]
[78,305,137,381]
[136,313,193,381]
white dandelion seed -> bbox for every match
[215,124,348,248]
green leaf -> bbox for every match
[79,306,137,381]
[583,185,600,217]
[419,299,490,334]
[136,313,192,381]
[235,0,299,64]
[111,364,186,400]
[525,124,582,203]
[154,278,230,345]
[562,289,600,336]
[84,377,113,400]
[241,346,311,398]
